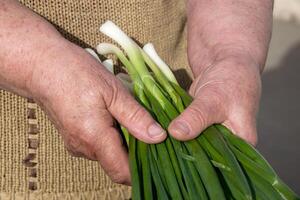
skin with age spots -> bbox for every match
[0,0,273,185]
[0,1,166,185]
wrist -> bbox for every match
[190,44,263,79]
[0,2,66,98]
[187,0,272,79]
[28,38,103,105]
[27,38,75,101]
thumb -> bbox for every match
[168,91,226,141]
[224,111,258,145]
[105,83,166,144]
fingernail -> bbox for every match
[148,123,165,138]
[172,121,190,135]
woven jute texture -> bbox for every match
[0,0,190,199]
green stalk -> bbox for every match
[229,144,284,200]
[145,69,226,200]
[181,144,208,200]
[185,140,226,200]
[155,142,183,199]
[146,87,216,199]
[137,141,153,200]
[142,43,178,85]
[229,140,300,200]
[111,34,225,198]
[120,126,130,147]
[216,125,274,172]
[96,41,178,199]
[170,82,193,107]
[141,48,184,112]
[129,135,142,200]
[99,21,299,200]
[99,22,180,115]
[96,43,140,84]
[217,125,300,200]
[165,138,189,200]
[96,43,150,109]
[198,126,253,200]
[145,88,188,199]
[149,145,168,189]
[148,150,170,200]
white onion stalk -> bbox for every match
[85,48,101,62]
[96,43,149,103]
[102,58,133,92]
[99,21,181,110]
[97,21,171,85]
[102,59,114,74]
[99,21,139,59]
[85,48,115,74]
[96,43,140,82]
[143,43,178,85]
[99,21,151,80]
[86,47,132,92]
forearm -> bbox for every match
[187,0,273,76]
[0,0,64,97]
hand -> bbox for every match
[168,0,272,145]
[169,54,261,145]
[28,41,166,185]
[0,1,166,185]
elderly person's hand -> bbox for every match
[0,1,166,185]
[169,0,273,145]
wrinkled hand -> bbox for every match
[29,41,166,185]
[0,1,168,185]
[166,0,272,145]
[167,0,272,145]
[169,55,261,145]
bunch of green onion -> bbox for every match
[87,21,299,200]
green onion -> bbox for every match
[96,20,299,200]
[142,43,178,85]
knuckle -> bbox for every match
[127,106,146,124]
[66,135,82,150]
[203,88,224,108]
[64,143,84,157]
[102,78,120,109]
[188,105,207,129]
[65,145,76,155]
[65,142,96,160]
[67,149,82,157]
[110,172,128,184]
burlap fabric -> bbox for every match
[0,0,190,199]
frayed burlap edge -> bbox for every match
[0,186,131,200]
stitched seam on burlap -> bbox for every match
[22,99,39,191]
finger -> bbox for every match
[224,111,258,145]
[93,126,131,185]
[65,145,86,158]
[70,109,131,185]
[168,90,226,141]
[106,84,166,144]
